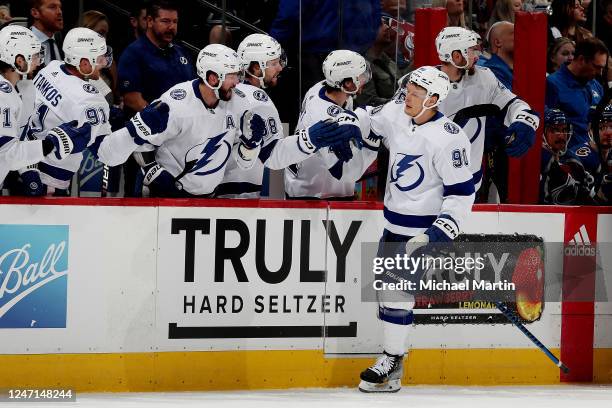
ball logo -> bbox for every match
[253,90,268,102]
[0,225,69,328]
[82,83,99,94]
[170,88,187,100]
[444,122,460,134]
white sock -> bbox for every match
[382,320,409,356]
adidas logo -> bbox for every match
[565,224,596,256]
[569,224,590,245]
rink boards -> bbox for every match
[0,198,610,391]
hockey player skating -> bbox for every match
[23,27,170,196]
[358,66,475,393]
[218,34,357,198]
[0,25,91,191]
[136,43,353,197]
[285,49,376,199]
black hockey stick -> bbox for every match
[100,164,109,197]
[495,301,570,373]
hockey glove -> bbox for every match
[45,120,92,160]
[19,168,44,196]
[239,111,267,149]
[141,161,182,197]
[297,119,359,154]
[126,101,170,145]
[407,215,459,247]
[505,110,538,158]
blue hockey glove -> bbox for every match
[45,120,92,160]
[505,122,535,157]
[239,111,266,149]
[19,169,44,196]
[141,161,182,197]
[126,101,170,145]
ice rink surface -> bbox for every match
[20,385,612,408]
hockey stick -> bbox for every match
[100,164,109,197]
[495,301,570,373]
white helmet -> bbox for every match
[322,50,371,95]
[63,27,112,76]
[0,25,43,75]
[196,44,241,98]
[407,66,450,118]
[237,33,286,88]
[435,26,480,69]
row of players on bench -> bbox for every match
[0,24,538,198]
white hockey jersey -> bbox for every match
[0,75,45,187]
[26,61,112,189]
[144,79,254,196]
[396,66,536,190]
[218,83,296,197]
[23,61,147,190]
[284,81,376,199]
[370,102,475,237]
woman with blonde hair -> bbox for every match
[489,0,523,25]
[431,0,466,27]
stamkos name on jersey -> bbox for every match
[33,74,62,106]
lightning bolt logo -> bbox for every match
[183,132,232,177]
[390,153,424,191]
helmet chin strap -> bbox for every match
[412,96,434,121]
[449,50,470,70]
[246,70,266,89]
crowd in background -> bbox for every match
[0,0,610,204]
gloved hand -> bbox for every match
[141,161,182,197]
[126,101,170,145]
[239,111,267,149]
[297,117,360,153]
[19,169,44,196]
[505,122,536,157]
[406,215,459,249]
[45,120,92,159]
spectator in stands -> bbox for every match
[431,0,466,27]
[0,2,11,25]
[547,37,575,74]
[79,10,117,104]
[130,1,148,40]
[549,0,593,44]
[118,0,195,196]
[489,0,523,26]
[118,0,194,114]
[28,0,63,66]
[356,15,411,107]
[483,21,514,89]
[546,37,608,148]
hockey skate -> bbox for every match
[358,351,404,393]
